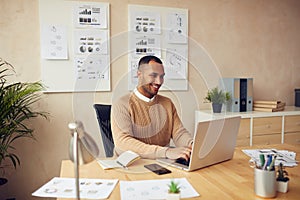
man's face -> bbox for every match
[137,60,165,98]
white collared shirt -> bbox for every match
[134,88,156,102]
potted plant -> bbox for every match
[0,58,48,185]
[276,162,289,193]
[166,180,181,200]
[204,87,230,113]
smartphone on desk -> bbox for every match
[144,163,172,175]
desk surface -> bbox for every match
[59,144,300,200]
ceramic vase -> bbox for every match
[166,193,180,200]
[212,103,222,113]
[277,181,289,193]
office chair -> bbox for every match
[93,104,114,157]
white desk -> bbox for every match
[195,106,300,146]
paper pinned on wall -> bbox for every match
[73,3,108,28]
[74,29,108,55]
[74,55,109,81]
[165,47,188,80]
[127,4,188,91]
[166,12,188,44]
[130,34,161,57]
[40,25,68,60]
[130,10,161,34]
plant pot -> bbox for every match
[277,181,288,193]
[212,103,222,113]
[166,193,181,200]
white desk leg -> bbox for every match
[250,117,253,146]
[281,116,285,144]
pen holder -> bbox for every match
[254,168,277,198]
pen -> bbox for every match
[117,161,128,169]
[259,154,265,168]
[268,155,277,171]
[262,155,268,170]
[263,154,271,170]
[267,154,272,166]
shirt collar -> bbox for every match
[134,88,156,102]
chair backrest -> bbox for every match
[93,104,114,157]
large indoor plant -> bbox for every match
[0,58,48,185]
[204,87,230,113]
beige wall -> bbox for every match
[1,0,300,199]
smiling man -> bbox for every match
[111,55,193,160]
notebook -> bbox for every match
[157,116,241,172]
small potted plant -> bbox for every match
[204,87,230,113]
[166,180,181,200]
[276,162,289,193]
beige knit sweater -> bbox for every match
[111,92,193,159]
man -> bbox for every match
[111,55,192,160]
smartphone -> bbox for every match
[144,164,172,175]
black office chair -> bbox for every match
[93,104,114,157]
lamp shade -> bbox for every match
[68,121,99,164]
[68,121,99,199]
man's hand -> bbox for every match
[165,145,192,161]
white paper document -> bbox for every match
[32,177,118,199]
[130,10,161,34]
[73,3,108,28]
[74,29,108,55]
[74,55,109,80]
[165,47,188,79]
[242,149,298,167]
[120,178,199,200]
[41,25,68,59]
[166,12,188,44]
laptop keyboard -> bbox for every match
[175,157,190,166]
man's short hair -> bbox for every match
[138,55,163,70]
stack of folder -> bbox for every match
[253,100,286,112]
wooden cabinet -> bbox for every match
[253,117,282,135]
[252,117,282,145]
[284,115,300,144]
[195,106,300,146]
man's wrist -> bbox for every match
[165,147,169,158]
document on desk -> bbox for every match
[120,178,200,200]
[242,149,298,167]
[32,177,118,199]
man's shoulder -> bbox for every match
[113,93,132,105]
[156,94,173,103]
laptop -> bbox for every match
[157,116,241,171]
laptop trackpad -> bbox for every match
[157,158,189,169]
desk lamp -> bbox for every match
[68,121,99,200]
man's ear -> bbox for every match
[137,70,142,77]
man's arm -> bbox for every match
[170,103,193,147]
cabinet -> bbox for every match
[195,106,300,146]
[252,117,282,145]
[284,115,300,144]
